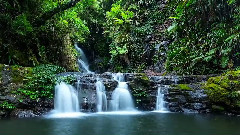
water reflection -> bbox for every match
[0,113,240,135]
[49,119,80,135]
[91,115,136,135]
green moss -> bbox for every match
[175,84,192,91]
[10,66,23,83]
[203,70,240,110]
[129,73,151,107]
[62,43,78,71]
[137,73,150,86]
[10,66,33,83]
[162,72,167,76]
[203,83,230,104]
[212,105,225,112]
[0,64,4,71]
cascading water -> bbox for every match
[96,80,107,112]
[54,82,80,113]
[155,86,168,112]
[46,82,85,118]
[113,73,125,82]
[110,73,136,111]
[75,44,92,73]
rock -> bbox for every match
[0,68,225,117]
[10,109,37,118]
[211,105,225,112]
[5,95,17,103]
[0,110,6,116]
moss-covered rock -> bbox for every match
[212,105,225,112]
[0,64,4,71]
[172,84,192,91]
[10,66,33,83]
[128,73,153,110]
[203,70,240,114]
[61,35,78,71]
[0,64,63,118]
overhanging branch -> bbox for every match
[34,0,82,27]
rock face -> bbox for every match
[0,67,220,118]
[68,73,214,113]
[130,75,213,113]
[0,64,53,118]
[165,85,210,113]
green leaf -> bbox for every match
[221,56,229,68]
[204,56,213,62]
[167,23,177,32]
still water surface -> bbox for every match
[0,112,240,135]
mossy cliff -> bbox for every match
[0,64,65,118]
[203,70,240,114]
[1,67,240,118]
[0,64,32,117]
[127,73,154,110]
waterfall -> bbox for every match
[46,82,87,118]
[54,82,80,113]
[155,86,168,112]
[75,44,92,73]
[96,80,107,112]
[113,73,125,82]
[110,73,136,111]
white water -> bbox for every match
[155,86,168,112]
[110,73,136,111]
[113,73,125,82]
[47,82,83,118]
[75,44,92,73]
[96,80,107,112]
[54,82,80,112]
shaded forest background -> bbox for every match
[0,0,239,74]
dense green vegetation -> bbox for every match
[166,0,240,74]
[0,64,76,110]
[0,0,96,71]
[1,0,239,74]
[17,65,65,100]
[0,0,239,111]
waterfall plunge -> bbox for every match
[155,86,169,112]
[96,80,107,112]
[54,82,80,113]
[110,73,136,111]
[46,82,86,118]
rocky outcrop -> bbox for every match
[166,84,210,113]
[129,75,213,113]
[0,64,53,118]
[67,72,214,113]
[1,66,232,118]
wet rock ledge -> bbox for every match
[0,66,225,118]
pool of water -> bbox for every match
[0,112,240,135]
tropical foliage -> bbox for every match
[18,64,65,99]
[0,0,239,74]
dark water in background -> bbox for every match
[0,113,240,135]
